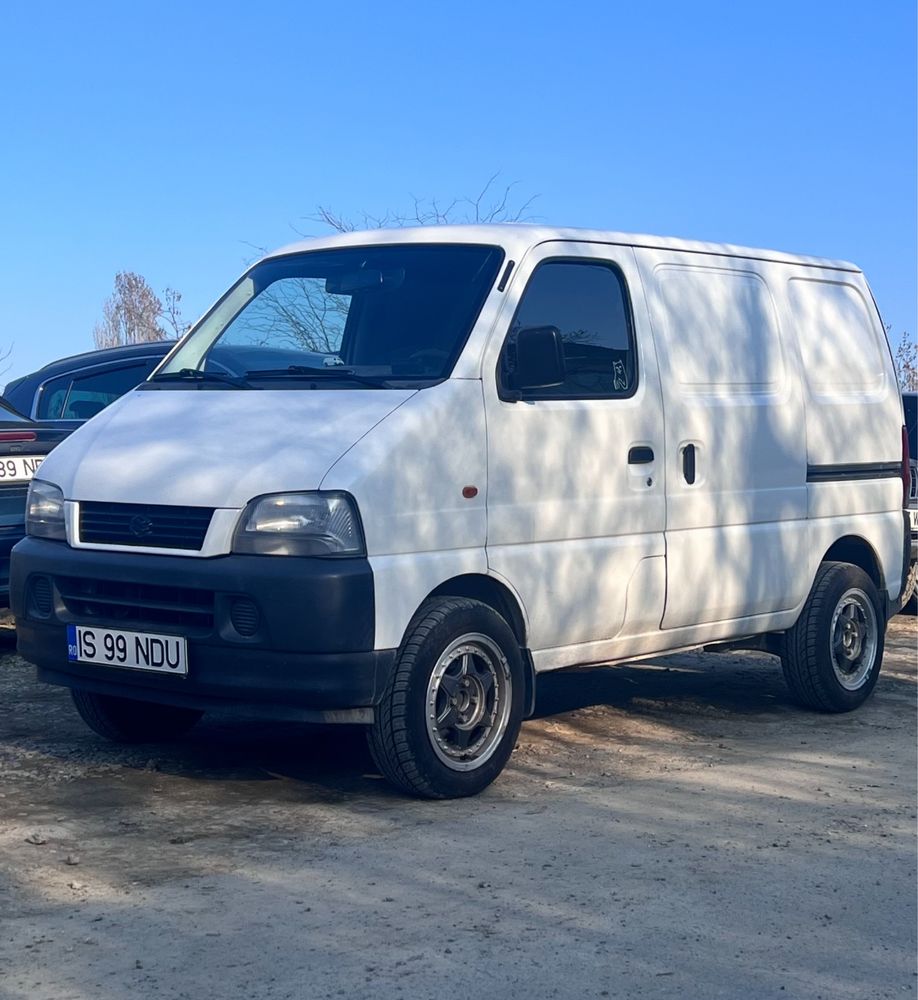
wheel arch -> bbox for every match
[428,573,529,646]
[425,573,536,717]
[821,535,883,590]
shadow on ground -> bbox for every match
[1,630,914,797]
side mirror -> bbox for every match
[507,325,566,396]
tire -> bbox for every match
[71,689,203,743]
[367,597,524,799]
[781,561,885,712]
[898,560,917,615]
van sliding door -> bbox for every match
[636,249,808,630]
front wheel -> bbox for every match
[781,562,885,712]
[368,597,524,798]
[71,689,203,743]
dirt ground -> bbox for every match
[0,615,915,1000]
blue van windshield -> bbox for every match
[155,244,504,388]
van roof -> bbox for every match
[267,223,860,272]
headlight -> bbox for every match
[26,480,67,541]
[232,492,365,557]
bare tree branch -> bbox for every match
[161,288,187,338]
[313,206,360,234]
[893,327,917,391]
[301,173,539,238]
[240,239,271,266]
[0,344,14,384]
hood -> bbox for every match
[38,386,415,508]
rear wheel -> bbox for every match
[368,597,524,798]
[781,562,884,712]
[71,689,203,743]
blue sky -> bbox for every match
[1,0,915,384]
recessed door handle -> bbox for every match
[683,444,696,484]
[628,446,655,465]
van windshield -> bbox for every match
[154,244,504,388]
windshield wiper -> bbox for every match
[151,368,252,388]
[245,365,388,388]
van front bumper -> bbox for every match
[10,537,395,723]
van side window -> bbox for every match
[500,260,636,400]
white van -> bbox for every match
[11,226,910,798]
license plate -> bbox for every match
[909,509,918,532]
[0,455,44,482]
[67,625,188,676]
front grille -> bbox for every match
[79,502,214,550]
[57,576,214,631]
[910,465,917,503]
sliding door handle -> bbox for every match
[628,446,655,465]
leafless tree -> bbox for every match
[161,288,187,339]
[894,329,917,391]
[310,173,538,236]
[92,272,185,349]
